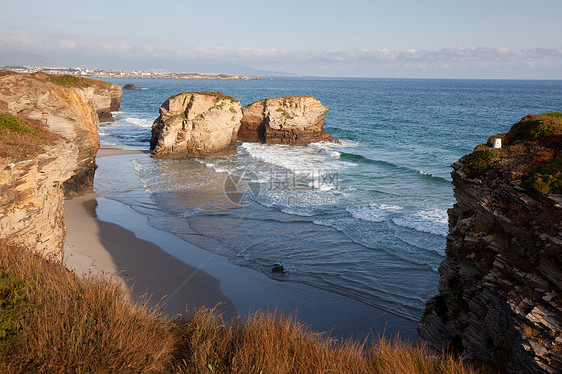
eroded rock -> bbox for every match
[150,92,242,158]
[239,96,339,145]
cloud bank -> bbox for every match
[1,33,561,78]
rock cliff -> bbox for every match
[0,72,121,196]
[0,72,121,261]
[91,81,122,122]
[238,96,338,145]
[150,92,242,158]
[0,141,78,262]
[418,113,562,373]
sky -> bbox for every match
[1,0,561,78]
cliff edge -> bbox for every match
[0,72,122,261]
[418,113,562,373]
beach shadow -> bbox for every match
[85,198,236,319]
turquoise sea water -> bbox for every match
[98,77,561,323]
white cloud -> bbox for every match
[0,33,561,77]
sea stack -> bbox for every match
[418,113,562,373]
[150,92,243,158]
[238,96,339,145]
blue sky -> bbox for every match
[1,0,561,78]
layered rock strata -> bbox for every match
[0,72,121,196]
[418,114,562,373]
[238,96,338,145]
[0,142,78,262]
[150,92,243,158]
[0,72,121,261]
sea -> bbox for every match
[96,77,561,324]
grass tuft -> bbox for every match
[0,114,59,159]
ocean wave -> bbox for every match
[391,209,448,237]
[346,205,388,223]
[239,142,357,172]
[338,151,450,183]
[123,117,153,128]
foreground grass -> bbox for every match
[0,243,477,373]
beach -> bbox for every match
[63,149,418,340]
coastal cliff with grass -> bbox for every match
[419,112,562,373]
[0,72,122,261]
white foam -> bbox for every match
[123,117,153,128]
[346,205,387,223]
[239,142,356,172]
[391,209,448,237]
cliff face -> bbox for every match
[150,92,242,158]
[0,72,121,261]
[0,142,78,262]
[239,96,338,145]
[419,113,562,373]
[0,72,121,196]
[91,81,122,122]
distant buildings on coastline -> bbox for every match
[0,65,263,80]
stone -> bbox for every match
[0,72,119,196]
[239,96,339,145]
[150,92,242,158]
[123,83,142,90]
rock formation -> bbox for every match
[0,72,121,261]
[238,96,338,145]
[418,113,562,373]
[0,141,78,262]
[0,72,121,196]
[150,92,242,158]
[123,83,142,90]
[92,81,122,122]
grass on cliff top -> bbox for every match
[168,91,239,102]
[0,114,59,159]
[0,242,478,374]
[465,112,562,194]
[27,72,115,90]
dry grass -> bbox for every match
[0,242,478,373]
[0,114,60,159]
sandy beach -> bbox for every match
[63,149,418,340]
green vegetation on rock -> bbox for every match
[508,112,562,142]
[464,148,504,173]
[0,114,59,159]
[0,114,37,135]
[524,155,562,194]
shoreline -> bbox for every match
[64,149,418,341]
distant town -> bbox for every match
[0,65,264,80]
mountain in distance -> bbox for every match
[162,61,297,77]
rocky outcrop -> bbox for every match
[0,141,78,262]
[150,92,242,158]
[418,114,562,373]
[0,72,119,261]
[0,71,120,196]
[239,96,338,145]
[91,81,122,122]
[123,84,141,90]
